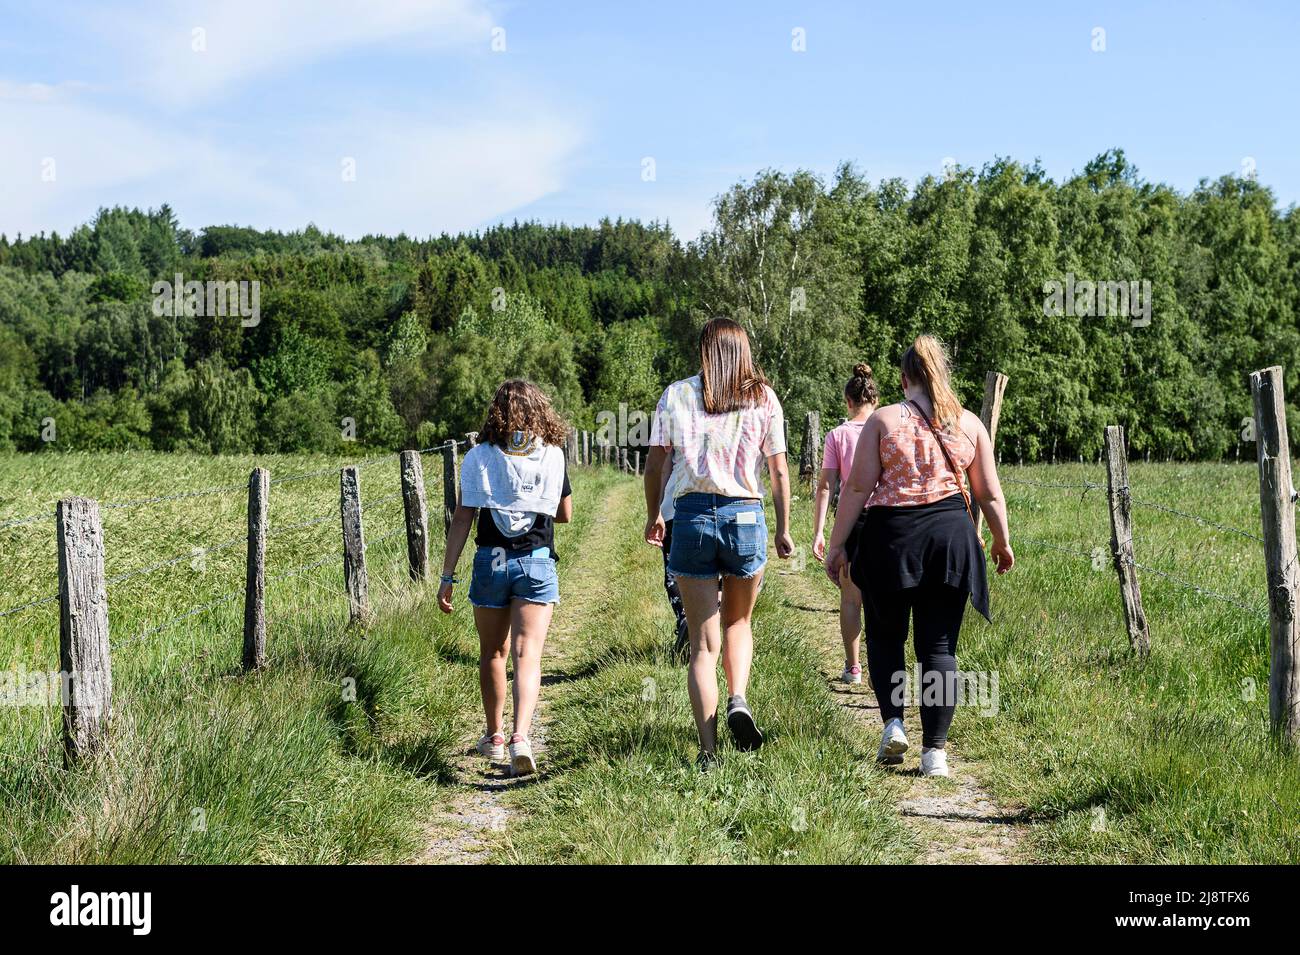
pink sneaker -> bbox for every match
[475,732,506,760]
[841,664,863,685]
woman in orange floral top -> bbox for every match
[825,336,1013,778]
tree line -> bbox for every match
[1,149,1296,461]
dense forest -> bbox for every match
[1,150,1296,462]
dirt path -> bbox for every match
[772,562,1033,864]
[410,479,634,864]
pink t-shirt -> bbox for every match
[650,375,786,500]
[822,420,866,488]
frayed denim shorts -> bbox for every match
[667,493,768,580]
[468,546,560,608]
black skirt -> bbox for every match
[849,493,990,622]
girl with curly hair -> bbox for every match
[438,379,573,777]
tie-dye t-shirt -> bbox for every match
[649,375,786,500]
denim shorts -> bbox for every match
[468,546,560,608]
[668,493,768,580]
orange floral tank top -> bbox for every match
[866,404,976,508]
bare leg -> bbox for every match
[838,564,863,669]
[474,606,512,735]
[510,600,554,738]
[720,572,763,699]
[677,575,722,753]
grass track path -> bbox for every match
[772,559,1033,863]
[411,477,637,863]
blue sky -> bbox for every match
[1,0,1297,242]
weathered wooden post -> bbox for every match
[464,431,479,448]
[582,430,590,466]
[57,497,111,764]
[974,371,1009,537]
[1104,426,1150,656]
[619,447,628,473]
[340,466,370,627]
[242,467,269,671]
[400,450,429,582]
[634,450,641,476]
[799,411,821,480]
[442,440,458,538]
[1250,366,1300,744]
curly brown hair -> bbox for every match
[478,379,569,449]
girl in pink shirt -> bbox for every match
[812,363,878,684]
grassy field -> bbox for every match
[891,462,1299,863]
[1,453,1297,863]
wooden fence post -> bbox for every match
[619,447,628,473]
[464,431,478,448]
[1250,366,1300,744]
[56,496,111,764]
[634,450,641,476]
[975,371,1009,536]
[1104,425,1150,656]
[799,411,821,479]
[243,468,269,671]
[340,466,370,627]
[400,450,429,582]
[582,430,590,465]
[442,440,459,537]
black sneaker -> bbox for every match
[726,695,764,751]
[696,750,718,774]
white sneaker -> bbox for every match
[840,664,863,685]
[878,717,908,763]
[921,747,949,777]
[510,735,537,777]
[475,732,505,760]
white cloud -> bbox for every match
[0,86,584,239]
[117,0,497,105]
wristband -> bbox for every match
[439,574,458,585]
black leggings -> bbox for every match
[864,582,967,749]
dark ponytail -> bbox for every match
[845,361,878,408]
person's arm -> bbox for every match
[825,415,882,583]
[437,491,476,612]
[555,464,573,523]
[812,468,838,562]
[643,445,669,546]
[964,411,1014,574]
[767,451,795,558]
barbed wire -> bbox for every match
[1005,475,1267,546]
[1125,493,1264,544]
[1125,557,1266,619]
[102,481,248,511]
[1014,535,1097,561]
[1002,477,1104,491]
[0,510,55,531]
[0,592,59,620]
[105,533,248,589]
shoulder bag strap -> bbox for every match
[905,399,975,525]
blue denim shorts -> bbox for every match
[468,546,561,608]
[668,493,768,580]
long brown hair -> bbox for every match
[478,379,569,448]
[845,361,878,408]
[698,317,768,414]
[901,335,963,431]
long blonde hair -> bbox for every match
[901,335,962,431]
